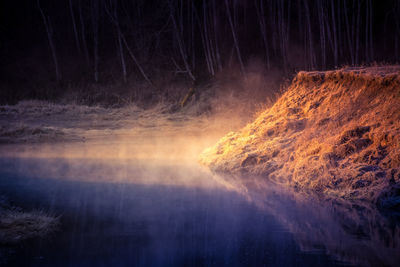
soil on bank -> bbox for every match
[200,66,400,208]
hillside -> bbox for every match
[200,66,400,208]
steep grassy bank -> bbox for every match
[200,66,400,208]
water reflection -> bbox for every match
[0,157,399,266]
[213,174,400,266]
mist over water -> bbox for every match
[0,114,399,267]
[0,157,342,267]
[2,0,400,265]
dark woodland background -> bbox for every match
[1,0,400,106]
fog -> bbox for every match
[1,66,399,266]
[0,103,246,187]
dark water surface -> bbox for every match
[0,157,399,267]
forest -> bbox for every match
[1,0,400,105]
[1,2,400,266]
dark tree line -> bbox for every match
[2,0,400,85]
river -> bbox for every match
[0,135,399,266]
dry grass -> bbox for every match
[0,200,59,244]
[0,124,66,144]
[200,65,400,207]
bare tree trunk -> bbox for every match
[194,2,212,74]
[303,0,315,69]
[212,0,222,71]
[255,0,270,69]
[207,1,218,75]
[104,2,152,86]
[396,34,399,62]
[285,0,291,71]
[78,0,90,65]
[37,0,62,82]
[117,34,127,83]
[296,0,306,69]
[396,1,400,62]
[365,0,370,62]
[197,9,212,75]
[369,0,374,61]
[337,1,343,61]
[330,0,338,67]
[396,2,400,61]
[203,0,215,75]
[225,0,245,74]
[343,0,354,65]
[69,0,81,53]
[351,0,356,63]
[179,0,184,35]
[168,0,195,81]
[91,0,99,82]
[317,0,326,69]
[278,1,287,69]
[121,36,153,86]
[191,0,196,71]
[355,0,361,65]
[110,0,127,83]
[270,0,278,54]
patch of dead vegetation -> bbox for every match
[200,66,400,207]
[0,199,59,244]
[0,124,67,144]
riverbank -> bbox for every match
[200,66,400,209]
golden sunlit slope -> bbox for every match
[200,66,400,206]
